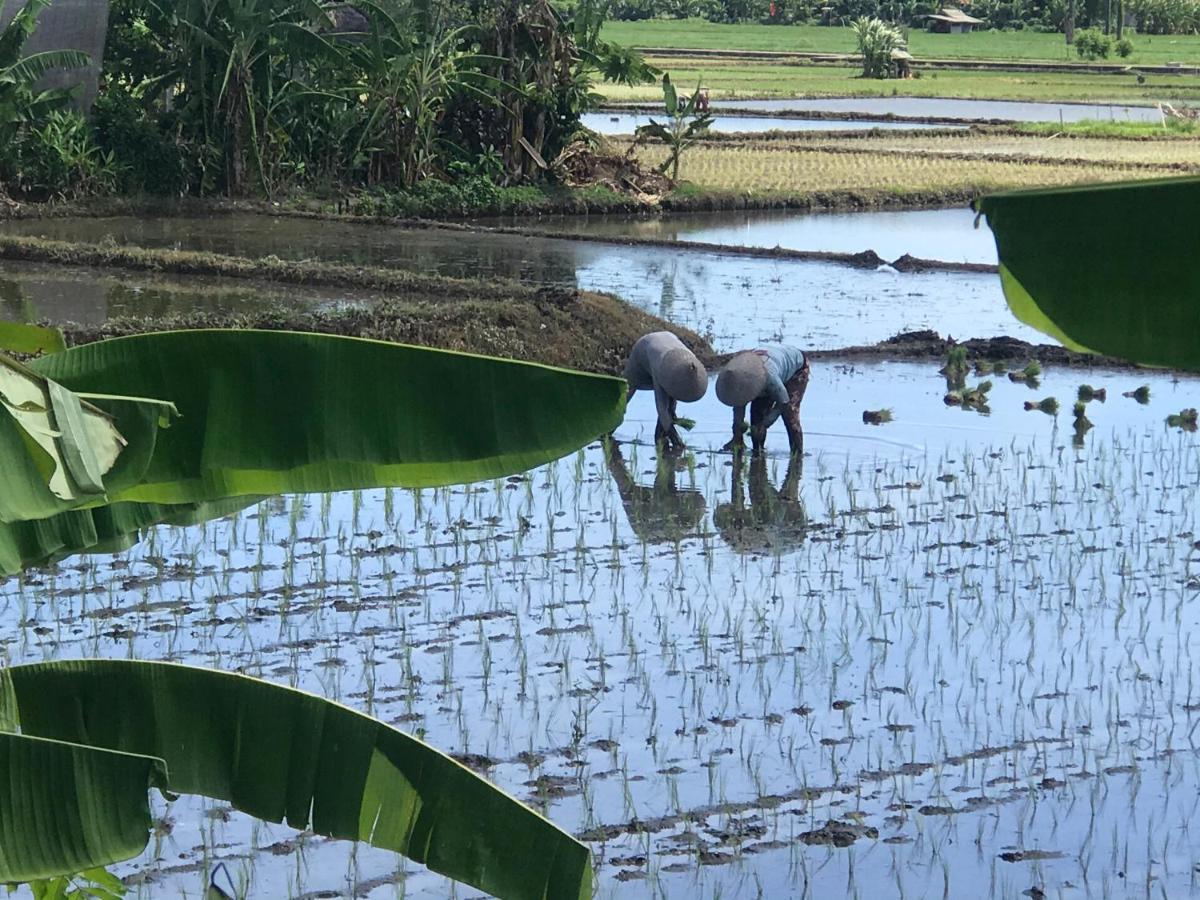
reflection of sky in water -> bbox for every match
[6,363,1200,898]
[570,243,1035,351]
[540,206,997,265]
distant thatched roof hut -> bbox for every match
[925,8,984,32]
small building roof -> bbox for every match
[926,8,984,23]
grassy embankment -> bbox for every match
[603,18,1200,64]
[0,235,711,374]
[599,56,1200,103]
[596,21,1200,104]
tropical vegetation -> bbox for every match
[607,0,1195,35]
[0,0,652,201]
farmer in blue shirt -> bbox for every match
[624,331,708,451]
[715,344,809,455]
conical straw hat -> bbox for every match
[716,352,768,407]
[658,347,708,402]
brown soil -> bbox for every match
[808,329,1139,369]
[58,290,713,379]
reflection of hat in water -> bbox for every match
[716,352,768,407]
[659,347,708,402]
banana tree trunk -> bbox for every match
[0,0,109,112]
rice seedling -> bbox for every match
[862,408,893,425]
[1123,385,1151,404]
[1166,408,1198,431]
[1077,384,1107,403]
[1023,397,1059,415]
[628,136,1197,199]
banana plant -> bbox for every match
[633,74,713,182]
[0,0,90,152]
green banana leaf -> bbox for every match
[29,329,626,507]
[0,321,66,355]
[0,732,168,883]
[0,660,592,900]
[0,496,260,576]
[978,176,1200,371]
[0,352,178,524]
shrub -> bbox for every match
[1115,36,1134,56]
[1074,28,1113,59]
[92,87,197,196]
[9,111,117,201]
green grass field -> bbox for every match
[599,57,1200,103]
[603,18,1200,65]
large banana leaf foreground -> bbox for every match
[1,329,625,524]
[0,660,592,899]
[978,175,1200,371]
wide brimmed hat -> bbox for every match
[658,347,708,402]
[716,352,768,407]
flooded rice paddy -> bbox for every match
[580,112,965,134]
[5,359,1200,898]
[0,211,1027,349]
[0,259,369,324]
[531,207,996,266]
[5,209,1200,898]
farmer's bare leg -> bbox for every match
[723,404,748,453]
[781,363,810,457]
[749,397,771,453]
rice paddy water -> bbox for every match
[2,210,1198,898]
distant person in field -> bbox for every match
[624,331,708,451]
[715,344,809,456]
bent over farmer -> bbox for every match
[715,344,809,456]
[624,331,708,451]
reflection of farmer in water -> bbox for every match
[604,438,707,544]
[623,331,708,451]
[710,453,806,554]
[716,345,809,456]
[713,452,807,554]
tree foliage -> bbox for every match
[1,0,653,199]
